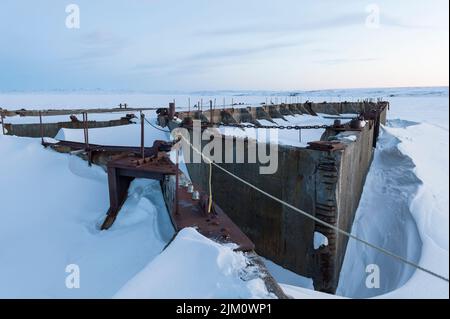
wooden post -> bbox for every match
[83,112,89,150]
[39,111,44,144]
[169,102,175,120]
[85,113,89,148]
[188,98,191,116]
[1,111,6,135]
[140,112,145,159]
[210,100,213,124]
[175,149,180,215]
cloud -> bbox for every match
[68,31,130,62]
[187,41,303,61]
[197,13,362,36]
[134,40,304,75]
[197,12,431,37]
[381,15,434,29]
[314,57,380,65]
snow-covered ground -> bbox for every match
[0,133,171,298]
[0,87,448,298]
[55,121,170,147]
[0,133,280,298]
[337,94,449,299]
[0,86,446,111]
[115,228,274,299]
[3,112,136,125]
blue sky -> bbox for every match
[0,0,448,91]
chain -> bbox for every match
[208,122,333,130]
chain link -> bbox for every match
[208,122,333,130]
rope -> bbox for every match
[208,161,213,214]
[143,117,171,133]
[176,133,449,283]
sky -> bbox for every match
[0,0,448,92]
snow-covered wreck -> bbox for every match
[158,101,389,293]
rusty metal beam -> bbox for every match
[167,179,255,252]
[44,137,256,253]
[101,143,178,230]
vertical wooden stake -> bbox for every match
[188,97,191,116]
[39,111,44,144]
[1,112,5,135]
[175,149,180,215]
[140,112,145,159]
[83,112,89,150]
[210,100,213,124]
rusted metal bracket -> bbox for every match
[166,180,255,252]
[101,142,178,230]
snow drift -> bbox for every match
[115,228,274,299]
[338,121,449,298]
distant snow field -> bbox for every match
[0,87,448,298]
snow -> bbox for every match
[0,134,275,299]
[218,114,350,148]
[336,127,423,298]
[55,119,169,147]
[1,86,446,111]
[0,134,173,298]
[340,135,358,142]
[378,123,449,298]
[314,232,329,250]
[337,94,449,299]
[0,86,448,299]
[261,258,314,290]
[0,93,250,111]
[115,228,274,299]
[3,112,136,125]
[281,284,345,299]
